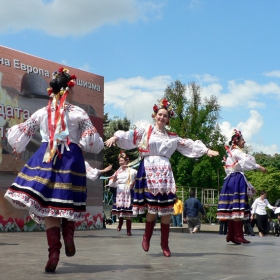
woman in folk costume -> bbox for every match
[107,151,137,236]
[4,67,104,272]
[105,98,219,257]
[217,129,267,244]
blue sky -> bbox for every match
[1,0,280,154]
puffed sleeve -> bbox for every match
[232,149,260,171]
[6,108,43,153]
[176,137,208,158]
[114,127,145,150]
[79,115,104,154]
[85,161,100,181]
[108,172,118,188]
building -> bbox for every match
[0,45,104,231]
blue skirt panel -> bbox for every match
[217,172,250,220]
[4,142,87,224]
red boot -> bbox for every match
[142,220,155,252]
[62,218,76,257]
[226,220,240,245]
[45,227,62,273]
[117,217,124,231]
[233,220,250,244]
[126,219,132,236]
[160,223,171,257]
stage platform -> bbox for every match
[1,223,279,280]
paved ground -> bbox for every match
[1,223,280,280]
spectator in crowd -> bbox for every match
[172,195,183,227]
[183,190,205,233]
[251,191,276,237]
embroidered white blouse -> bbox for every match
[114,126,208,195]
[108,167,137,208]
[6,104,104,154]
[224,148,260,177]
[251,197,274,215]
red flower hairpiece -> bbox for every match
[152,98,174,118]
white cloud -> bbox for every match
[202,80,280,108]
[220,110,263,145]
[0,0,162,37]
[191,73,219,84]
[219,110,279,154]
[104,75,172,124]
[263,70,280,78]
[246,101,265,109]
[250,143,278,155]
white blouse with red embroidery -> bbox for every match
[6,104,104,154]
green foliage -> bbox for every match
[253,152,280,170]
[164,80,226,189]
[246,166,280,204]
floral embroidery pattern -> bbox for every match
[4,190,103,229]
[80,118,97,138]
[145,164,176,195]
[18,117,39,138]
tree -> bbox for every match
[246,166,280,205]
[103,115,138,174]
[163,80,226,200]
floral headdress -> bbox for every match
[118,150,129,161]
[152,98,174,118]
[43,67,77,163]
[230,129,242,146]
[47,67,76,98]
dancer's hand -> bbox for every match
[103,165,112,172]
[12,149,22,160]
[259,165,267,173]
[105,136,118,147]
[207,149,219,157]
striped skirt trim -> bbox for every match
[4,142,87,224]
[217,172,250,220]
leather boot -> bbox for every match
[142,220,155,252]
[62,218,76,257]
[45,227,62,273]
[160,223,171,257]
[226,220,241,245]
[126,219,132,236]
[233,220,250,244]
[117,217,124,231]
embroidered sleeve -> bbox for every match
[233,149,259,171]
[79,116,104,154]
[176,137,208,158]
[85,161,100,181]
[6,109,42,153]
[114,128,144,150]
